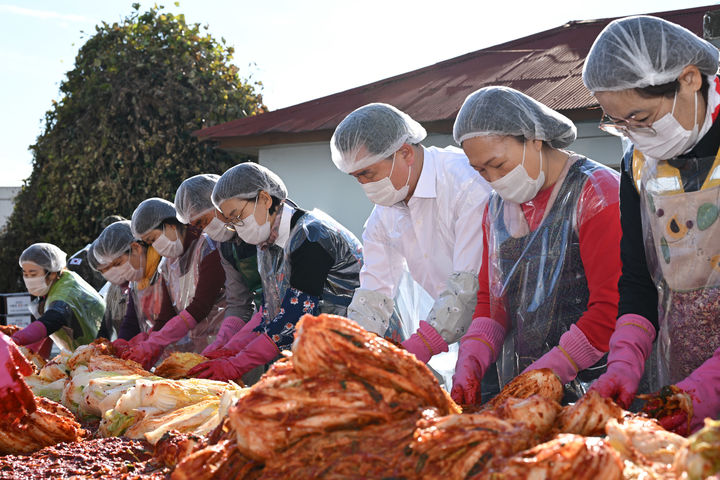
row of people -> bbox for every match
[5,15,718,435]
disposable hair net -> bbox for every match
[93,220,135,266]
[453,86,577,148]
[131,198,177,238]
[583,15,719,92]
[175,174,220,224]
[212,162,288,208]
[86,243,101,271]
[19,243,67,272]
[330,103,427,173]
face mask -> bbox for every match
[361,153,412,206]
[204,216,235,242]
[490,141,545,204]
[153,226,185,258]
[24,273,51,297]
[234,198,271,245]
[627,91,700,160]
[102,260,135,285]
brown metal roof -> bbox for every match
[195,5,713,149]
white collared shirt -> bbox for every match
[360,145,491,300]
[274,203,294,249]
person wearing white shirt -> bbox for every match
[331,103,492,364]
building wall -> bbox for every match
[0,186,20,230]
[259,143,374,239]
[258,122,622,238]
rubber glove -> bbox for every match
[189,332,279,382]
[402,321,449,364]
[450,317,506,406]
[11,321,47,347]
[655,348,720,435]
[217,309,264,355]
[589,314,656,408]
[202,313,253,356]
[123,311,197,370]
[112,332,149,358]
[0,333,36,423]
[523,324,605,384]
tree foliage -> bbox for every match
[0,3,264,292]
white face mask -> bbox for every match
[24,273,51,297]
[234,198,271,245]
[153,226,184,258]
[627,91,700,160]
[490,141,545,204]
[361,153,412,206]
[102,260,135,285]
[204,216,235,242]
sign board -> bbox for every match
[6,315,32,329]
[5,294,31,315]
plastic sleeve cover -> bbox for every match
[426,271,480,344]
[346,288,395,336]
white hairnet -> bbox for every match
[19,243,67,272]
[92,220,134,266]
[212,163,288,208]
[175,174,220,224]
[86,243,101,271]
[583,15,719,92]
[453,86,577,148]
[330,103,427,173]
[131,198,177,238]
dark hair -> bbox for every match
[156,217,186,238]
[269,196,282,215]
[159,217,183,229]
[636,79,709,104]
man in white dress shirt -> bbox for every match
[331,103,492,364]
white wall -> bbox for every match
[259,143,374,239]
[258,124,623,239]
[0,186,20,230]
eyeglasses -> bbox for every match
[222,200,255,231]
[598,94,672,138]
[599,114,657,137]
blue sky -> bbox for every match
[0,0,712,185]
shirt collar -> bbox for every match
[412,146,436,199]
[275,203,294,249]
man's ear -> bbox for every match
[677,65,702,92]
[399,143,416,166]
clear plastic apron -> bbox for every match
[635,148,720,387]
[162,233,226,354]
[46,270,105,351]
[131,263,166,334]
[489,156,608,399]
[257,206,362,323]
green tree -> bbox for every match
[0,3,264,292]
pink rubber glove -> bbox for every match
[11,321,48,347]
[402,321,449,364]
[661,348,720,435]
[123,311,197,370]
[451,317,506,405]
[523,324,605,384]
[202,315,247,356]
[220,309,264,355]
[589,314,656,408]
[0,333,36,423]
[189,332,279,381]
